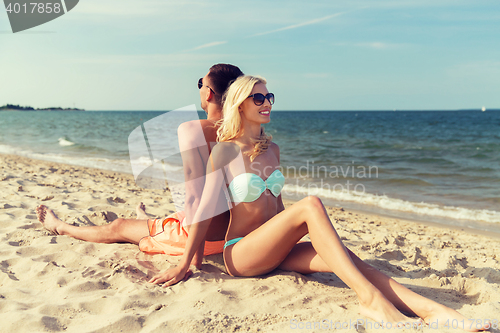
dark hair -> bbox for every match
[206,63,244,106]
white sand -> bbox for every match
[1,153,499,332]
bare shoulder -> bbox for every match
[177,120,216,149]
[269,142,280,157]
[178,120,197,131]
[209,142,240,170]
[177,119,216,132]
[178,119,218,143]
[177,120,202,141]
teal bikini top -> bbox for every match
[228,169,285,203]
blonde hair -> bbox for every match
[217,75,273,161]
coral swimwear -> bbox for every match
[138,211,225,256]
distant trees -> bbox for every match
[0,104,84,111]
[0,104,35,110]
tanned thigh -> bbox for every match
[224,203,310,277]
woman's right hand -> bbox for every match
[148,265,193,287]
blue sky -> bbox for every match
[1,0,499,111]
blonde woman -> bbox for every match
[150,76,488,331]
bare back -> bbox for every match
[179,119,229,241]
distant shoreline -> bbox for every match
[0,104,85,111]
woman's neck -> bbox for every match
[238,123,262,146]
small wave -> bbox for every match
[0,143,187,181]
[283,183,500,224]
[0,144,33,156]
[129,156,183,173]
[58,137,75,146]
[0,143,132,174]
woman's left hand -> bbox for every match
[148,265,193,287]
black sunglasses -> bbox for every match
[198,77,215,94]
[248,93,275,106]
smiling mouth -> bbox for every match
[259,110,270,115]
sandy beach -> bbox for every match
[1,153,499,333]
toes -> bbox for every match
[37,211,45,222]
[36,205,48,222]
[37,205,48,215]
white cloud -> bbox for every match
[250,12,346,37]
[332,41,409,49]
[187,41,228,51]
[364,42,389,49]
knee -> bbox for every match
[304,195,324,210]
[295,196,325,219]
[108,218,126,235]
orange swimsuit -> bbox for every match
[138,211,225,256]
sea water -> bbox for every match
[1,110,499,231]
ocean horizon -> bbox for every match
[1,110,499,233]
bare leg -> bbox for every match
[36,203,150,245]
[278,239,489,331]
[224,196,420,327]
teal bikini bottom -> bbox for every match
[223,237,244,249]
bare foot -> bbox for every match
[360,290,423,329]
[136,202,149,220]
[422,304,490,332]
[36,205,64,235]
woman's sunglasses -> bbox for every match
[198,78,215,94]
[248,93,275,106]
